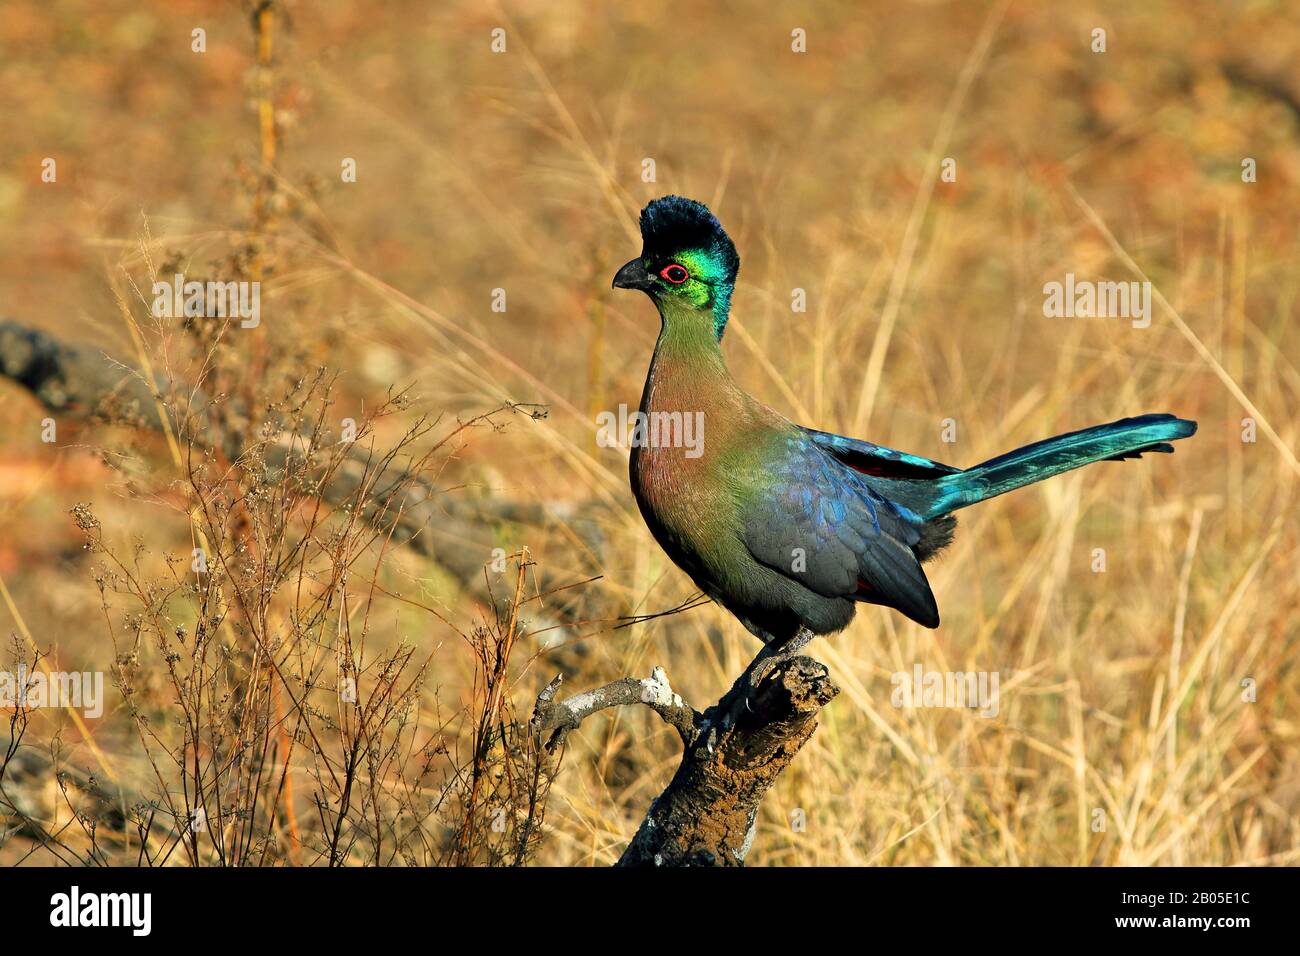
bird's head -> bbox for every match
[612,196,740,340]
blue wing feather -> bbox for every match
[801,427,961,479]
[741,433,941,628]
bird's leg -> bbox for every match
[706,626,818,743]
[746,626,816,692]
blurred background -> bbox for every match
[0,0,1297,866]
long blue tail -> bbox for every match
[919,414,1197,519]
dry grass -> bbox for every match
[0,0,1298,866]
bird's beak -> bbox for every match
[612,258,655,291]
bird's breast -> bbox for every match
[629,376,742,562]
[630,412,718,525]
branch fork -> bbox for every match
[531,647,840,866]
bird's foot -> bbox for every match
[746,625,815,691]
[716,626,817,731]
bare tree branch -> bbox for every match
[0,319,160,424]
[531,666,700,749]
[532,643,840,867]
[0,318,603,623]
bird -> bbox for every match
[612,195,1196,669]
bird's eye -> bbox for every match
[659,264,690,285]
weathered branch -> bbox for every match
[531,666,700,750]
[0,319,162,426]
[533,648,840,867]
[0,318,605,624]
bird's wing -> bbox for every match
[740,434,940,628]
[801,426,961,480]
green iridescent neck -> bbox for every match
[654,295,731,356]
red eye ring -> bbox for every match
[659,264,690,284]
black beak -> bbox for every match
[612,258,655,291]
